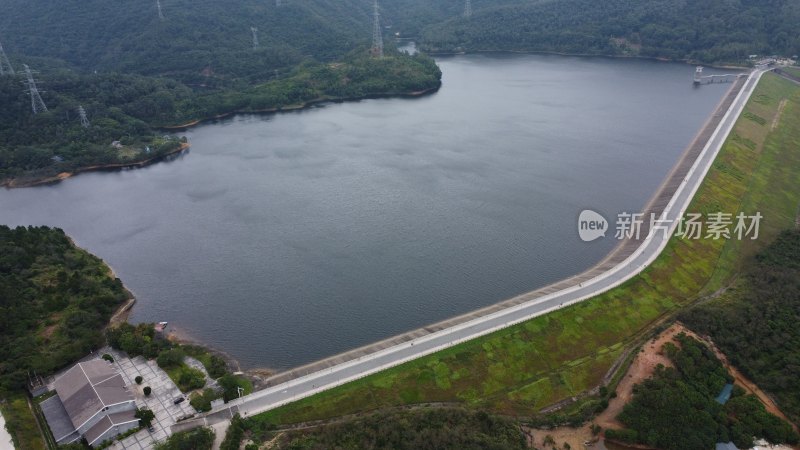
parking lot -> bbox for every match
[104,349,195,450]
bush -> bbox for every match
[190,389,221,413]
[220,415,245,450]
[102,354,114,362]
[135,375,143,385]
[143,386,152,396]
[157,348,185,369]
[154,427,214,450]
[177,368,206,391]
[605,428,638,443]
[135,408,155,428]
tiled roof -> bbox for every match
[53,359,133,429]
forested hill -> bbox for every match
[419,0,799,62]
[0,1,443,185]
[2,0,798,80]
[0,0,374,84]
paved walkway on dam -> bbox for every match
[173,68,766,435]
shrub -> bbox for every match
[135,408,155,427]
[135,375,143,385]
[143,386,152,396]
[102,354,114,362]
[157,348,185,369]
[178,368,206,391]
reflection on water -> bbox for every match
[0,54,733,370]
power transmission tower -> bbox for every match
[464,0,472,18]
[0,39,15,76]
[371,0,383,58]
[22,64,48,114]
[156,0,165,20]
[78,105,90,128]
[251,27,259,50]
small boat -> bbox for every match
[154,321,169,332]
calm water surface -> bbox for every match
[0,54,733,370]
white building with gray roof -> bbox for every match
[40,359,138,447]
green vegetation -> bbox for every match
[182,346,228,379]
[220,414,246,450]
[609,334,798,450]
[0,395,46,450]
[106,322,171,359]
[135,408,155,428]
[240,408,527,450]
[156,348,206,392]
[418,0,798,63]
[0,225,129,394]
[189,388,220,413]
[108,322,249,396]
[219,374,253,402]
[682,229,800,424]
[0,0,442,185]
[154,427,215,450]
[244,73,800,425]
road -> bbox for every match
[175,67,767,433]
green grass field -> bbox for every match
[252,73,800,425]
[0,396,47,450]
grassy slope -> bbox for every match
[0,396,46,450]
[250,73,800,424]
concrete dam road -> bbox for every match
[173,68,767,434]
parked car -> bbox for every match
[173,396,185,405]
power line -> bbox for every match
[22,64,48,114]
[0,39,15,76]
[371,0,383,58]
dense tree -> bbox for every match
[154,427,215,450]
[0,226,128,395]
[612,334,799,449]
[418,0,799,63]
[681,229,800,424]
[246,408,527,450]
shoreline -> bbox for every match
[116,66,747,382]
[224,72,749,387]
[424,47,750,70]
[0,86,439,189]
[160,86,441,131]
[1,142,191,189]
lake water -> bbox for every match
[0,54,733,371]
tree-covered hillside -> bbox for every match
[682,229,800,424]
[0,0,374,84]
[0,51,440,185]
[419,0,800,62]
[0,1,442,185]
[0,226,129,395]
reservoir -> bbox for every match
[0,54,733,371]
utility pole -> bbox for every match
[464,0,472,18]
[78,105,90,128]
[251,26,259,50]
[371,0,383,58]
[156,0,165,20]
[0,39,15,76]
[22,64,48,114]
